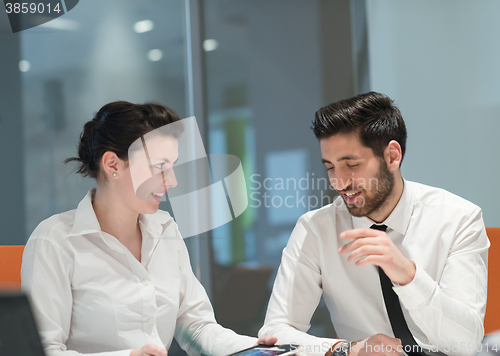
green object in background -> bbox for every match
[224,117,254,264]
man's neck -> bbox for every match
[368,175,405,223]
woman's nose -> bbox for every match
[163,169,177,188]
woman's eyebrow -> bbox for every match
[157,157,179,164]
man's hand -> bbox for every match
[255,335,278,346]
[130,344,168,356]
[338,228,416,285]
[349,334,402,355]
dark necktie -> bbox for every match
[370,224,426,356]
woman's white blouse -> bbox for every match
[21,189,256,356]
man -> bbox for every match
[258,92,489,356]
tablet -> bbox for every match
[227,344,299,356]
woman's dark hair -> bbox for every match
[65,101,184,179]
[312,91,407,164]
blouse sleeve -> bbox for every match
[21,236,132,356]
[174,235,256,356]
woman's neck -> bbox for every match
[91,186,142,247]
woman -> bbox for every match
[21,101,276,356]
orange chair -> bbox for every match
[0,245,25,289]
[485,227,500,335]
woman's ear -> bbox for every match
[101,151,123,179]
[385,140,402,171]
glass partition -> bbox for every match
[0,2,190,354]
[0,0,357,352]
[202,0,341,339]
[18,0,189,238]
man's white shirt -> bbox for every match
[259,180,489,356]
[21,189,256,356]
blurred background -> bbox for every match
[1,1,499,355]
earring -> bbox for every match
[112,172,117,177]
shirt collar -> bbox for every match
[138,211,172,237]
[352,179,414,236]
[68,189,173,238]
[68,189,101,237]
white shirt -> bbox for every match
[259,180,489,356]
[21,189,256,356]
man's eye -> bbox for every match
[347,164,359,168]
[154,163,164,169]
[327,166,334,171]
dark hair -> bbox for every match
[312,92,407,164]
[65,101,184,179]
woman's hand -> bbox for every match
[130,344,168,356]
[254,335,278,346]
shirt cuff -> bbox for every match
[392,262,437,309]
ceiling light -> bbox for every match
[134,20,154,33]
[19,60,31,72]
[39,18,79,31]
[203,39,218,52]
[147,49,163,62]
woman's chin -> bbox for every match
[144,202,160,214]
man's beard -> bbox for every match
[343,159,395,218]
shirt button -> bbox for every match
[148,317,155,324]
[142,279,150,286]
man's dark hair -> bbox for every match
[312,92,407,164]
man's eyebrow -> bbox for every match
[337,155,361,162]
[321,156,361,164]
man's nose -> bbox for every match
[330,169,353,192]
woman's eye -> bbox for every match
[154,163,164,169]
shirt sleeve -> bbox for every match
[258,215,341,356]
[393,207,489,356]
[21,237,132,356]
[174,236,256,356]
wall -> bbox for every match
[367,0,500,226]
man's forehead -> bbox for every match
[322,131,362,144]
[320,133,372,161]
[320,132,363,150]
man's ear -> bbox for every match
[385,140,402,171]
[101,151,123,178]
